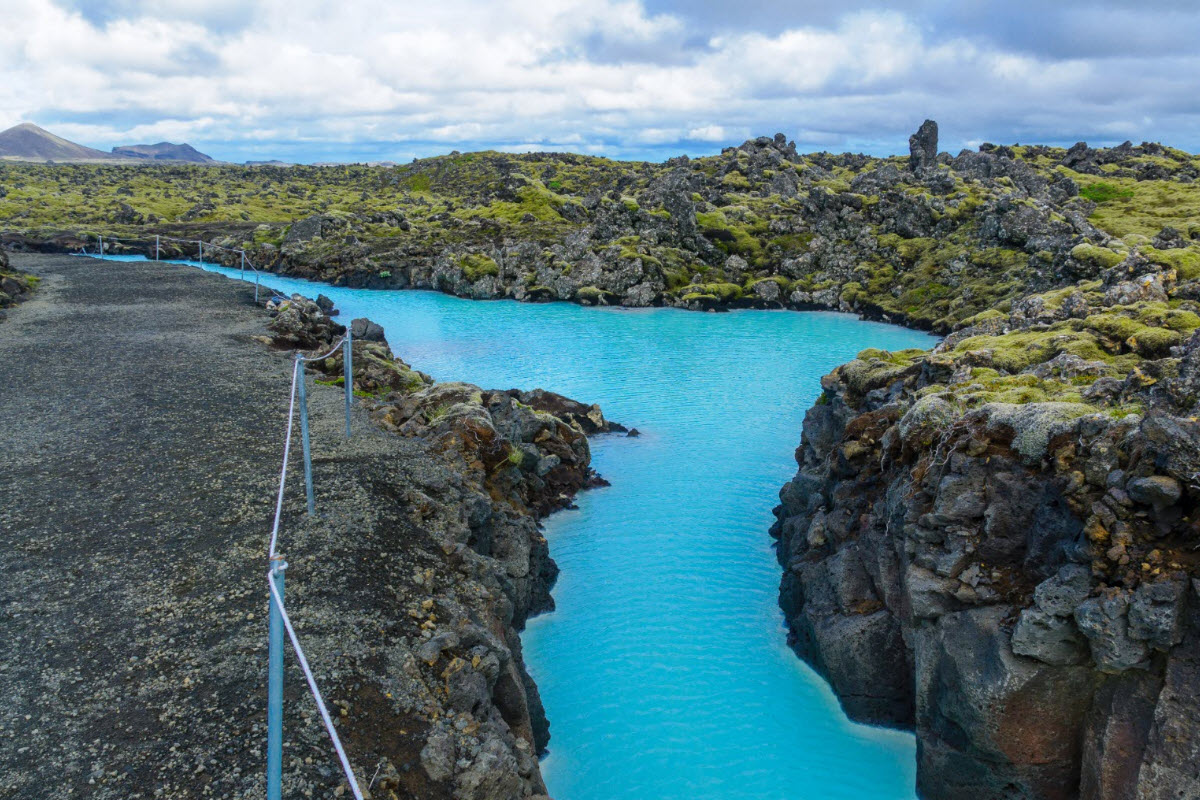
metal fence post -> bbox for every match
[198,240,203,265]
[255,270,261,303]
[296,354,315,516]
[241,250,246,280]
[98,234,103,257]
[266,561,286,800]
[343,330,353,438]
[155,235,160,261]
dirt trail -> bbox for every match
[0,254,468,799]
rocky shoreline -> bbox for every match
[0,253,619,799]
[258,291,626,796]
[772,259,1200,796]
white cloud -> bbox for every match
[1,0,1198,162]
[687,125,731,141]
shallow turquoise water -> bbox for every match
[100,256,935,799]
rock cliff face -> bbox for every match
[264,293,618,798]
[773,264,1200,797]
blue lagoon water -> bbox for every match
[105,256,935,799]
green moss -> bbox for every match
[683,282,743,301]
[1126,325,1182,357]
[961,308,1009,326]
[576,286,607,303]
[695,209,765,262]
[1145,307,1200,331]
[857,347,926,365]
[459,253,499,282]
[404,174,432,193]
[1142,245,1200,280]
[954,327,1109,373]
[1072,173,1200,238]
[1079,182,1134,203]
[1071,243,1124,269]
[721,172,752,190]
[840,348,927,395]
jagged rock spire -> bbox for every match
[909,119,939,172]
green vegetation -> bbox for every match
[2,133,1198,343]
[1079,182,1134,203]
[1072,173,1200,238]
[680,282,744,302]
[459,252,499,282]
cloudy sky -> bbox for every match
[3,0,1199,163]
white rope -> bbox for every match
[299,336,349,363]
[267,574,365,800]
[83,230,294,302]
[264,356,364,798]
[267,358,300,561]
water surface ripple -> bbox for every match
[138,258,936,799]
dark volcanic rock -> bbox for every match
[350,316,386,342]
[504,388,624,434]
[772,331,1200,797]
[909,119,939,172]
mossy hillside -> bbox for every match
[3,133,1199,332]
[847,283,1200,416]
[1068,172,1200,239]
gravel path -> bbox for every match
[0,254,499,799]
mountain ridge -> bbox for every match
[111,141,215,164]
[0,123,215,164]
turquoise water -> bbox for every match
[99,256,935,799]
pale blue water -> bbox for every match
[97,256,935,799]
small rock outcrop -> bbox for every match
[0,251,36,322]
[908,119,939,172]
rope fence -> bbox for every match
[77,232,285,303]
[78,233,365,799]
[267,345,362,800]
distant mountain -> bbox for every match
[0,122,120,163]
[112,142,215,163]
[0,123,218,164]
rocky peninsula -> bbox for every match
[772,131,1200,797]
[0,253,617,799]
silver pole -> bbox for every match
[343,330,353,438]
[296,354,315,516]
[98,234,103,258]
[266,561,286,800]
[241,250,246,280]
[198,240,203,265]
[155,234,160,261]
